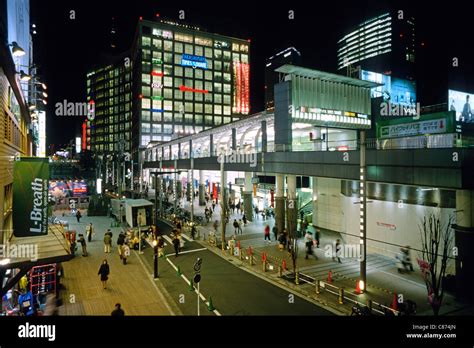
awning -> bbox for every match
[1,224,73,297]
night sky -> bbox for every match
[30,0,474,150]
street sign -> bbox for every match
[193,258,202,272]
[193,273,201,283]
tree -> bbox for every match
[419,212,455,316]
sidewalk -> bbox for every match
[53,210,178,315]
[175,196,473,315]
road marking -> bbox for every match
[181,234,193,242]
[163,235,173,244]
[165,256,221,316]
[132,249,176,315]
[165,247,207,258]
[380,270,426,288]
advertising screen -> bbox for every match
[449,89,473,122]
[360,70,416,105]
[49,180,88,198]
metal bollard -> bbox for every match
[315,279,321,294]
[262,260,266,272]
[278,265,282,277]
[367,299,372,313]
[338,288,344,304]
[295,271,300,285]
[239,248,243,260]
[230,245,234,256]
[249,254,253,266]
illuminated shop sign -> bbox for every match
[151,71,164,77]
[151,83,163,89]
[232,62,250,114]
[179,85,208,94]
[380,118,447,138]
[181,54,208,69]
[294,106,370,127]
[152,58,163,65]
[151,108,164,113]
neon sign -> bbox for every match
[151,108,164,113]
[151,71,164,77]
[152,58,163,65]
[181,54,208,69]
[151,96,164,100]
[179,85,208,94]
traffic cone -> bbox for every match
[355,280,361,294]
[189,279,194,291]
[207,296,215,311]
[327,270,333,283]
[237,241,241,249]
[177,266,181,276]
[282,259,287,271]
[391,290,398,311]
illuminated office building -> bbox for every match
[131,19,250,151]
[337,11,415,80]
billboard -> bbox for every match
[360,70,416,106]
[13,158,49,237]
[49,180,88,198]
[449,89,473,122]
[380,118,447,138]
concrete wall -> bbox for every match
[342,196,456,273]
[313,178,344,232]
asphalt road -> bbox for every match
[139,220,334,316]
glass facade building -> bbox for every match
[337,11,416,80]
[132,19,250,150]
[86,55,133,155]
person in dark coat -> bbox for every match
[98,260,110,289]
[77,234,87,256]
[111,303,124,316]
[272,225,278,241]
[117,233,125,259]
[76,210,82,223]
[172,235,180,257]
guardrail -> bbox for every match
[200,233,400,316]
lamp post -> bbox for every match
[152,239,159,279]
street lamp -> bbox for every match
[19,70,31,81]
[152,239,159,278]
[9,41,26,57]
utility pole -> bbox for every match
[359,130,367,292]
[220,159,227,251]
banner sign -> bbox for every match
[380,118,446,138]
[13,157,49,237]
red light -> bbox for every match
[156,13,160,17]
[179,85,208,94]
[139,94,143,99]
[151,71,164,77]
[421,42,425,46]
[400,33,403,38]
[139,16,143,21]
[247,39,251,42]
[89,100,95,105]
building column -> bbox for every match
[243,171,253,222]
[311,177,318,227]
[454,190,474,300]
[261,120,267,153]
[198,170,206,206]
[231,128,237,150]
[286,175,297,238]
[275,174,286,234]
[210,134,214,157]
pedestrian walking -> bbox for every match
[264,224,271,241]
[117,232,125,259]
[172,234,180,257]
[242,214,247,225]
[76,210,82,223]
[278,232,287,251]
[86,223,94,242]
[77,234,87,256]
[122,244,130,265]
[304,231,318,260]
[333,239,342,263]
[191,224,197,240]
[237,219,243,234]
[315,229,320,248]
[212,201,216,211]
[213,220,219,233]
[103,232,112,253]
[98,260,110,289]
[272,225,278,241]
[254,206,259,220]
[111,303,124,316]
[157,236,165,257]
[233,219,239,234]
